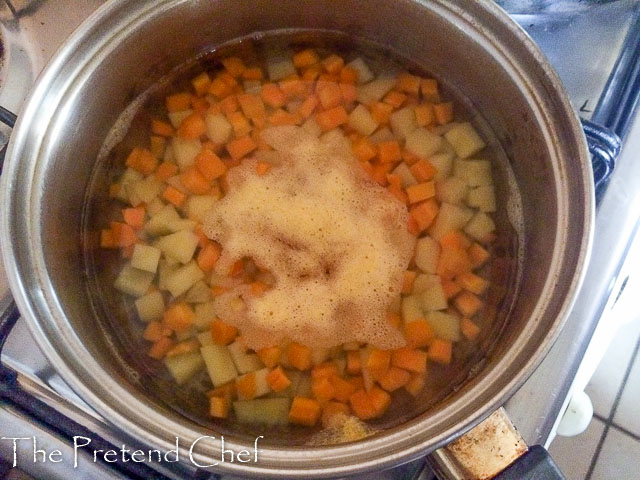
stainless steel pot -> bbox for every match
[0,0,592,477]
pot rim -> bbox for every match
[0,0,593,476]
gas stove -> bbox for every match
[0,1,639,479]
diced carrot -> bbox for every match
[151,119,175,137]
[434,102,454,125]
[121,244,135,259]
[190,72,211,96]
[298,95,319,119]
[287,342,313,371]
[366,349,391,380]
[208,77,233,98]
[322,54,344,74]
[404,319,435,348]
[289,396,321,427]
[268,109,301,126]
[126,147,158,175]
[378,140,402,164]
[148,337,175,360]
[454,291,483,317]
[162,185,186,207]
[219,94,239,114]
[409,199,439,231]
[191,96,210,114]
[301,64,322,81]
[456,272,489,295]
[211,318,238,345]
[100,229,116,249]
[226,110,251,137]
[427,339,452,365]
[340,66,358,84]
[396,73,421,96]
[406,181,436,204]
[403,271,417,294]
[163,302,195,332]
[442,278,463,299]
[122,206,145,229]
[261,83,287,108]
[207,382,237,401]
[315,105,349,131]
[242,66,264,81]
[330,375,356,403]
[211,286,229,296]
[387,173,409,203]
[387,312,401,328]
[352,137,377,163]
[421,78,440,102]
[279,76,307,99]
[110,221,137,247]
[194,149,226,181]
[229,259,244,277]
[166,92,191,112]
[267,366,291,392]
[391,347,427,373]
[349,386,390,420]
[155,162,178,181]
[440,231,472,250]
[166,339,200,357]
[437,247,473,280]
[180,166,210,195]
[346,351,362,375]
[378,366,411,392]
[409,158,437,181]
[311,362,339,380]
[469,243,490,268]
[322,401,351,428]
[143,321,172,342]
[402,148,421,166]
[178,112,207,139]
[312,376,336,403]
[150,135,166,158]
[414,103,435,127]
[257,346,281,368]
[405,373,426,397]
[370,102,393,125]
[461,318,481,341]
[209,396,229,418]
[317,82,343,109]
[348,375,365,392]
[222,56,246,77]
[226,135,257,160]
[383,90,407,109]
[237,93,266,127]
[236,372,257,400]
[293,48,320,68]
[407,215,420,236]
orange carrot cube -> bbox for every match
[434,102,454,125]
[427,339,452,365]
[257,346,281,368]
[151,119,175,137]
[409,158,437,181]
[209,396,229,418]
[322,401,351,428]
[122,206,145,229]
[267,366,291,392]
[404,319,435,348]
[406,181,436,204]
[378,140,402,164]
[378,366,411,392]
[396,73,421,96]
[148,337,175,360]
[454,291,483,317]
[391,347,427,373]
[409,199,439,231]
[226,135,257,160]
[315,105,348,131]
[287,342,313,371]
[222,57,246,77]
[195,149,227,181]
[163,302,195,332]
[461,318,481,341]
[293,49,320,68]
[166,92,191,112]
[289,396,321,427]
[162,186,186,207]
[322,54,344,74]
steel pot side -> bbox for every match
[0,0,592,477]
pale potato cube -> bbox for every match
[164,261,205,297]
[114,168,143,203]
[154,230,199,264]
[171,137,202,171]
[145,205,196,236]
[201,344,238,387]
[356,76,396,104]
[414,274,448,311]
[185,280,212,303]
[194,301,217,331]
[348,104,379,136]
[127,176,163,207]
[164,352,205,385]
[114,263,154,297]
[346,57,374,83]
[134,290,165,322]
[444,122,486,158]
[464,211,496,243]
[391,162,418,188]
[157,260,178,291]
[205,112,233,145]
[146,197,165,216]
[237,367,271,399]
[429,152,454,181]
[228,341,264,374]
[368,126,395,144]
[168,109,194,129]
[311,348,331,366]
[175,327,197,342]
[301,116,322,138]
[185,195,218,222]
[390,107,418,141]
[267,56,296,81]
[131,244,162,273]
[414,236,440,273]
[405,127,442,159]
[436,176,468,205]
[197,330,213,346]
[233,398,290,425]
[454,159,493,187]
[429,202,474,240]
[165,175,188,194]
[467,185,497,212]
[425,311,461,341]
[402,295,424,324]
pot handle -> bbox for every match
[426,408,565,479]
[581,118,620,203]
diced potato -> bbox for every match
[154,230,199,264]
[194,301,217,331]
[348,104,379,136]
[185,195,218,222]
[391,162,418,188]
[233,398,290,425]
[311,348,331,366]
[113,168,144,203]
[464,211,496,243]
[413,274,448,311]
[301,116,322,138]
[205,113,233,145]
[172,137,202,171]
[320,128,350,153]
[402,295,424,324]
[185,280,212,303]
[267,56,296,81]
[368,126,395,144]
[157,260,178,291]
[429,152,454,181]
[425,311,461,342]
[168,109,194,129]
[197,330,213,346]
[131,244,162,273]
[164,351,205,385]
[269,369,302,398]
[467,185,496,212]
[454,159,493,187]
[357,76,396,104]
[146,197,165,216]
[436,177,468,205]
[175,327,197,342]
[414,236,440,274]
[429,202,474,241]
[114,263,154,297]
[228,341,264,374]
[145,205,180,236]
[405,128,442,158]
[164,261,205,297]
[127,176,163,207]
[346,57,374,83]
[202,344,238,387]
[390,107,418,141]
[134,290,165,322]
[444,122,486,159]
[237,367,271,400]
